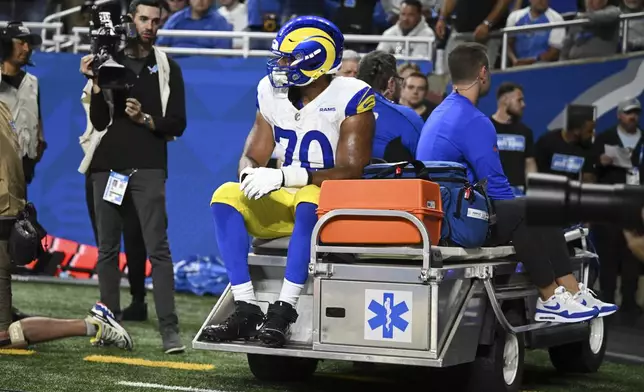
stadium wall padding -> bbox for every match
[25,52,644,261]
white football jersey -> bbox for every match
[257,75,375,170]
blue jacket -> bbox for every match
[157,7,233,50]
[372,92,423,162]
[416,92,514,200]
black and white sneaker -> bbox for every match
[200,301,265,342]
[258,301,298,348]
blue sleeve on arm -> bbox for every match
[462,116,514,200]
[211,16,234,49]
[157,12,181,46]
[401,109,423,157]
[247,0,261,25]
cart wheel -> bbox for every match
[247,354,318,382]
[548,317,607,373]
[467,309,525,392]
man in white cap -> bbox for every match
[592,96,643,323]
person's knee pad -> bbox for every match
[7,321,27,346]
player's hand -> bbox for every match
[239,167,255,183]
[624,230,644,263]
[435,19,447,39]
[513,58,537,66]
[473,23,489,42]
[599,154,613,166]
[240,167,284,200]
[125,98,144,123]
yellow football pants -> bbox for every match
[210,182,321,239]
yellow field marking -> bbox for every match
[83,355,214,371]
[0,349,35,355]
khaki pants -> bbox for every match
[444,28,502,70]
[0,240,12,331]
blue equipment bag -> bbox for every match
[363,160,494,248]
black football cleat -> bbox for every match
[258,301,298,348]
[200,301,265,342]
[11,307,31,322]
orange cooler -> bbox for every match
[316,179,444,246]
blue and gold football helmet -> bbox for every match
[267,16,344,88]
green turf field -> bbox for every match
[1,281,643,392]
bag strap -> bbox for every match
[369,160,426,179]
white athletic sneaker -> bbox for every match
[535,286,599,323]
[573,283,619,317]
[86,302,134,350]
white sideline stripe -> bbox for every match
[606,351,644,364]
[116,381,228,392]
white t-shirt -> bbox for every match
[217,3,248,49]
[618,126,642,149]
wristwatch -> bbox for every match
[483,20,493,28]
[142,113,152,128]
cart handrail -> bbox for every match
[309,209,440,273]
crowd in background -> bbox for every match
[3,0,644,109]
[3,0,644,61]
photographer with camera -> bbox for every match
[0,74,133,351]
[0,21,47,325]
[79,0,187,354]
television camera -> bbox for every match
[525,172,644,229]
[85,2,137,89]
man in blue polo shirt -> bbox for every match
[356,50,422,162]
[416,42,616,323]
[157,0,233,50]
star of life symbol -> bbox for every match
[364,289,412,343]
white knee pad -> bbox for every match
[8,321,27,346]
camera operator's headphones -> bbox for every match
[0,21,43,65]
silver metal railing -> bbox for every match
[0,21,64,52]
[68,27,436,61]
[489,11,644,70]
[40,0,117,52]
[8,7,644,69]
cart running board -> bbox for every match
[483,279,556,334]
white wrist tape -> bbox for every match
[281,166,310,188]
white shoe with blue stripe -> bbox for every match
[535,286,599,323]
[573,283,619,317]
[86,302,134,350]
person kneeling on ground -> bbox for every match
[416,42,618,323]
